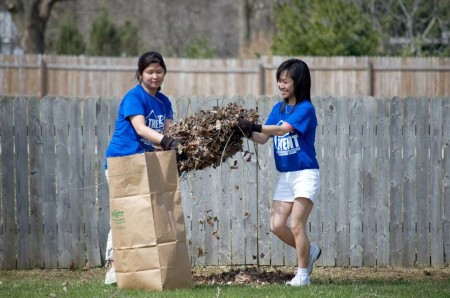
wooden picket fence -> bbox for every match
[0,95,449,270]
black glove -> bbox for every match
[238,118,262,135]
[160,136,180,151]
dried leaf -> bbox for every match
[167,103,258,173]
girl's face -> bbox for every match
[277,70,295,103]
[140,62,165,95]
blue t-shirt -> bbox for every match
[265,101,319,172]
[104,84,173,169]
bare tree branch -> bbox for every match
[4,0,71,53]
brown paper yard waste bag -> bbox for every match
[107,151,193,291]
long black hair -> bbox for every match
[276,58,311,114]
[135,51,167,90]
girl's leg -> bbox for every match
[290,197,314,268]
[104,228,116,284]
[104,169,116,284]
[270,201,295,247]
[104,169,114,269]
[105,229,114,268]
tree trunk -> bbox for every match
[6,0,61,53]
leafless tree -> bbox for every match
[354,0,449,54]
[2,0,72,53]
[238,0,276,57]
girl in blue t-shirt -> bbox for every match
[238,59,321,287]
[104,51,182,285]
[104,51,180,170]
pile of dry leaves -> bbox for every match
[193,266,293,285]
[167,103,259,173]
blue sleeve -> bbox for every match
[265,103,281,125]
[122,90,145,119]
[285,103,317,136]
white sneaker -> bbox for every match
[307,242,322,275]
[286,272,310,286]
[104,268,117,285]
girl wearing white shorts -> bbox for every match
[238,58,321,286]
[103,51,183,285]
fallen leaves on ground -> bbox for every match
[192,265,450,285]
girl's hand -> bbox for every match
[238,118,262,136]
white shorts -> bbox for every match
[273,169,320,204]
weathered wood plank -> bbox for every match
[310,96,323,266]
[173,95,190,120]
[1,97,16,269]
[15,96,30,269]
[243,94,258,265]
[176,95,193,264]
[266,96,285,266]
[349,97,363,266]
[443,97,450,265]
[214,96,243,264]
[362,96,377,266]
[97,97,111,265]
[390,97,403,266]
[109,97,121,133]
[230,95,246,264]
[322,96,337,266]
[375,98,390,266]
[402,97,417,266]
[214,95,233,265]
[202,167,219,265]
[55,97,71,268]
[196,96,218,265]
[188,96,206,265]
[41,96,57,268]
[179,175,192,263]
[202,96,220,265]
[68,97,84,268]
[430,97,444,266]
[83,97,101,267]
[255,95,272,266]
[415,97,431,266]
[194,169,207,265]
[336,96,350,266]
[28,96,44,268]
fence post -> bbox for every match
[258,64,265,95]
[40,56,48,98]
[367,59,373,96]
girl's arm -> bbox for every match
[130,115,165,144]
[164,118,174,133]
[261,122,293,136]
[251,122,293,144]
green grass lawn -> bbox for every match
[0,266,448,298]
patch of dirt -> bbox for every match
[192,265,450,285]
[193,266,292,285]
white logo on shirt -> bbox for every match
[274,120,300,156]
[146,110,165,132]
[141,110,165,146]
